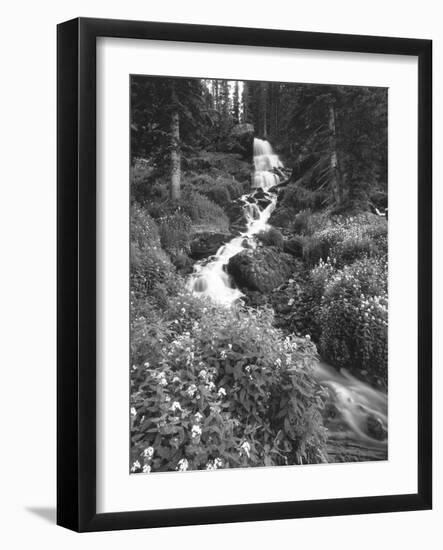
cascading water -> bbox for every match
[187,138,281,305]
[252,138,284,191]
[187,137,387,459]
[313,362,387,457]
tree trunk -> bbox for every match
[213,79,219,110]
[233,81,240,123]
[170,84,181,201]
[328,99,343,206]
[242,81,249,122]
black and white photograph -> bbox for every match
[129,76,388,473]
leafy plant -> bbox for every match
[256,227,284,250]
[130,298,327,473]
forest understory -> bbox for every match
[130,77,388,473]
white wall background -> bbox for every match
[0,0,440,547]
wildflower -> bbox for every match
[240,441,251,458]
[144,361,150,368]
[142,464,151,473]
[131,460,141,472]
[194,412,203,423]
[220,350,227,360]
[191,424,202,439]
[214,457,223,469]
[170,401,182,413]
[198,369,207,380]
[180,308,186,314]
[143,446,154,459]
[205,461,216,471]
[275,358,282,367]
[206,381,215,391]
[176,458,189,472]
[130,407,137,417]
[217,387,226,398]
[172,376,180,384]
[186,384,197,398]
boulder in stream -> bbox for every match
[227,246,295,293]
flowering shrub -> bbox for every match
[256,227,284,250]
[318,258,388,382]
[302,213,387,268]
[130,298,327,473]
[277,213,388,384]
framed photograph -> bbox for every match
[57,17,432,532]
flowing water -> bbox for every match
[313,362,388,459]
[188,137,388,461]
[187,138,280,305]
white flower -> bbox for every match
[214,457,223,469]
[191,424,202,439]
[164,395,171,403]
[170,401,182,413]
[194,412,204,423]
[206,381,215,391]
[220,350,227,360]
[144,361,150,368]
[198,369,207,379]
[172,376,180,384]
[142,464,151,473]
[143,447,154,459]
[130,407,137,417]
[205,461,216,471]
[240,441,251,458]
[131,460,141,472]
[180,308,186,314]
[176,458,189,472]
[186,384,197,398]
[275,358,282,367]
[217,387,226,398]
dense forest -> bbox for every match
[130,76,388,474]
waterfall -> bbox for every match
[186,138,387,458]
[187,138,283,305]
[252,138,283,191]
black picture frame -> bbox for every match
[57,17,432,532]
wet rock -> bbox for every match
[366,415,387,441]
[227,246,295,293]
[190,231,232,260]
